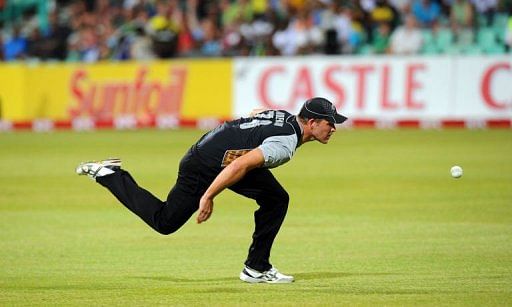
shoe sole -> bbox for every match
[239,272,293,284]
[100,158,121,167]
[76,158,122,175]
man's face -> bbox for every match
[311,119,336,144]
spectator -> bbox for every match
[3,26,27,61]
[296,7,323,54]
[332,5,356,53]
[372,22,392,53]
[471,0,498,27]
[450,0,475,47]
[360,0,400,43]
[146,0,180,58]
[450,0,474,30]
[348,8,367,52]
[130,25,156,60]
[221,0,253,27]
[251,0,268,19]
[65,33,81,62]
[390,14,423,54]
[221,17,243,56]
[112,4,150,60]
[26,27,45,59]
[370,0,401,31]
[318,0,341,54]
[79,26,101,62]
[175,9,196,57]
[98,40,112,61]
[45,10,72,60]
[0,36,4,60]
[182,0,202,57]
[411,0,442,27]
[272,6,324,56]
[238,13,274,56]
[199,18,222,57]
[272,17,297,56]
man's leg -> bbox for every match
[96,169,202,235]
[229,169,289,272]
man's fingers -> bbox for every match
[197,197,213,224]
[197,209,211,224]
[197,213,209,223]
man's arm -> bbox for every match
[196,148,265,224]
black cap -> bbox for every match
[298,97,348,124]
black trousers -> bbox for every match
[96,151,289,272]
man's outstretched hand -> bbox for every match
[196,149,265,224]
[197,195,213,223]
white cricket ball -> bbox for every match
[450,165,463,178]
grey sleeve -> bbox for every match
[258,134,298,168]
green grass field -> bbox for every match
[1,128,511,306]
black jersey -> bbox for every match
[191,110,303,171]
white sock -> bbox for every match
[95,166,115,177]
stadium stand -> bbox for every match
[0,0,511,62]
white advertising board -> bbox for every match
[234,56,512,121]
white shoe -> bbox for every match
[76,158,121,179]
[240,266,294,284]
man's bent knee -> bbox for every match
[274,189,290,207]
[256,189,289,210]
[153,223,180,235]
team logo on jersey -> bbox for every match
[221,149,252,167]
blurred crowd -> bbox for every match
[1,0,511,62]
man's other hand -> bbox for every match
[197,195,213,223]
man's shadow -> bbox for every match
[135,272,396,283]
